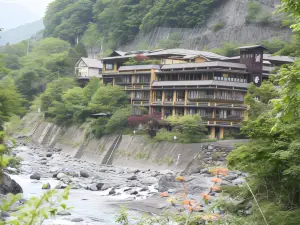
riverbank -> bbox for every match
[3,137,247,224]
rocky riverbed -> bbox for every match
[1,139,247,224]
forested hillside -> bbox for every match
[43,0,291,56]
[43,0,222,54]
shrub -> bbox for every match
[212,22,226,32]
[246,1,261,23]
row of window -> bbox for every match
[157,72,249,83]
[152,107,244,118]
[188,90,244,101]
[120,75,151,84]
[153,90,245,101]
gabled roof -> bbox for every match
[102,48,227,61]
[263,54,295,63]
[238,45,267,50]
[146,48,227,60]
[80,58,103,68]
[226,54,295,64]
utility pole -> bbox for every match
[26,39,30,55]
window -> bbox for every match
[105,63,113,70]
[176,91,185,102]
[122,76,132,83]
[154,91,162,101]
[165,91,173,101]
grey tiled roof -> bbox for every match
[146,48,227,60]
[152,80,249,88]
[238,45,267,50]
[119,65,161,71]
[161,61,247,70]
[227,54,295,63]
[263,54,295,63]
[81,58,103,68]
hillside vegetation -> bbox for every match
[44,0,221,53]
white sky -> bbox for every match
[0,0,54,16]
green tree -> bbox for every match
[41,77,76,112]
[105,107,132,134]
[0,78,25,130]
[166,115,207,142]
[245,81,279,119]
[48,87,88,125]
[88,85,128,114]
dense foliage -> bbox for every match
[44,0,221,51]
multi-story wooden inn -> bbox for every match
[100,46,293,139]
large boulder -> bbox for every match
[80,170,89,178]
[0,173,23,194]
[158,175,180,192]
[30,172,41,180]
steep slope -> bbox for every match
[123,0,291,50]
[0,20,44,45]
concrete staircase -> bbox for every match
[38,123,54,146]
[101,135,122,165]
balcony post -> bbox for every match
[210,127,216,139]
[162,91,165,105]
[184,89,188,106]
[220,127,224,139]
[173,90,176,105]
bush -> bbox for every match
[257,13,272,25]
[246,1,261,23]
[212,22,226,32]
[211,42,240,57]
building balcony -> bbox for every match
[188,95,244,103]
[132,97,150,101]
[164,100,173,106]
[132,101,149,106]
[174,101,185,105]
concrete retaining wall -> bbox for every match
[18,112,244,170]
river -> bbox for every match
[8,144,163,225]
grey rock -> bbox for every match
[55,182,68,189]
[140,187,149,192]
[60,176,72,184]
[0,174,23,195]
[200,168,209,174]
[57,173,67,180]
[188,167,200,175]
[50,167,61,173]
[1,212,10,217]
[130,190,138,195]
[96,183,104,190]
[46,153,52,157]
[224,175,237,181]
[101,184,113,191]
[141,177,157,185]
[41,161,47,165]
[127,175,137,181]
[80,170,89,178]
[71,218,84,222]
[158,175,180,192]
[57,210,71,216]
[109,188,116,195]
[208,145,214,150]
[98,168,107,172]
[42,183,51,189]
[30,172,41,180]
[90,184,98,191]
[232,178,244,185]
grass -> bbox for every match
[134,151,150,160]
[154,155,174,165]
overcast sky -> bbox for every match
[0,0,54,16]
